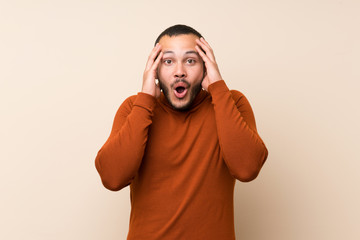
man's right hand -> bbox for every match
[142,43,163,98]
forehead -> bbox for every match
[159,34,199,53]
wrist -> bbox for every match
[141,84,155,97]
[209,78,222,85]
[141,89,154,96]
[208,80,228,94]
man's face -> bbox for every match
[157,34,205,111]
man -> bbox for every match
[95,24,268,239]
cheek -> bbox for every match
[190,66,204,78]
[157,67,172,86]
[158,65,171,78]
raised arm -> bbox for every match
[208,81,268,182]
[95,43,163,191]
[95,94,156,191]
[195,37,268,182]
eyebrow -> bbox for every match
[163,50,199,56]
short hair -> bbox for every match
[154,24,203,46]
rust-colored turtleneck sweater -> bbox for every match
[95,80,268,239]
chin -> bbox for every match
[170,99,192,111]
[168,88,199,111]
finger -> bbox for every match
[147,43,160,60]
[200,37,212,49]
[195,45,210,63]
[195,38,215,62]
[195,42,215,62]
[145,43,162,70]
[146,43,161,68]
[151,51,163,71]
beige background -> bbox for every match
[1,0,359,239]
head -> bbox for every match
[155,24,205,111]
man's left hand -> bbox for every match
[195,37,223,91]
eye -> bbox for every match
[163,59,172,65]
[186,59,195,64]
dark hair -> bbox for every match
[154,24,203,46]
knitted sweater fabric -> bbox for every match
[95,80,268,239]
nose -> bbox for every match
[174,63,186,78]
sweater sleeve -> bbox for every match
[95,92,156,191]
[208,80,268,182]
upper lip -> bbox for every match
[172,80,189,89]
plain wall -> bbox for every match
[1,0,359,239]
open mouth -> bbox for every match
[173,83,188,99]
[176,86,186,93]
